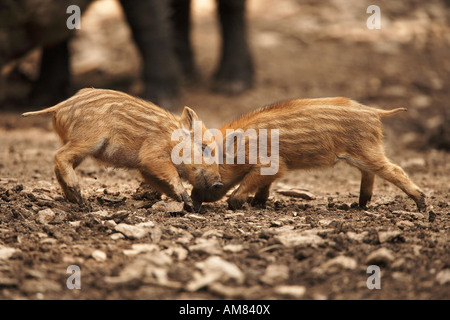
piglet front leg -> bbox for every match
[139,165,194,213]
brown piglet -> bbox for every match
[22,88,222,211]
[191,97,426,212]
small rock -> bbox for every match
[186,214,207,220]
[202,229,223,238]
[315,256,357,274]
[378,230,403,243]
[270,220,282,227]
[123,243,159,256]
[223,244,244,253]
[208,283,249,299]
[274,285,306,299]
[105,220,117,228]
[152,200,184,213]
[436,269,450,285]
[38,208,55,224]
[365,248,395,266]
[110,233,125,240]
[0,246,19,260]
[337,203,350,210]
[188,238,222,255]
[396,220,415,230]
[260,264,290,285]
[393,210,425,220]
[346,231,368,243]
[276,188,316,200]
[275,229,325,247]
[90,210,130,222]
[151,226,162,243]
[98,195,126,205]
[318,219,333,227]
[68,221,81,228]
[186,256,244,292]
[91,250,107,262]
[115,224,148,239]
[114,221,155,240]
[224,212,245,219]
[90,210,110,219]
[110,210,130,222]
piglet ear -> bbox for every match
[180,106,200,131]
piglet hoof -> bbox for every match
[180,191,194,212]
[250,197,267,209]
[193,200,203,213]
[183,201,195,213]
[227,197,244,210]
[65,187,83,206]
[416,192,427,213]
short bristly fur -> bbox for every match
[191,97,426,212]
[23,88,222,210]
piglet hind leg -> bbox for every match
[250,183,272,208]
[228,167,278,210]
[350,150,426,212]
[54,142,90,205]
[375,160,426,212]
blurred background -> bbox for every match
[0,0,449,150]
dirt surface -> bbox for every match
[0,0,449,300]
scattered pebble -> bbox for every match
[274,228,325,247]
[0,246,19,260]
[270,220,282,227]
[123,243,159,256]
[436,269,450,285]
[186,256,244,292]
[393,210,425,220]
[274,285,306,299]
[365,248,395,266]
[396,220,415,230]
[314,256,357,274]
[377,230,403,244]
[276,188,316,200]
[186,214,207,220]
[37,208,55,224]
[110,233,125,240]
[223,244,244,253]
[152,200,184,213]
[260,264,289,285]
[188,238,222,255]
[91,250,107,262]
[114,222,155,240]
[346,231,368,243]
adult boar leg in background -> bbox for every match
[120,0,181,109]
[213,0,254,94]
[171,0,198,82]
[29,40,71,107]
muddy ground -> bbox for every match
[0,0,449,300]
